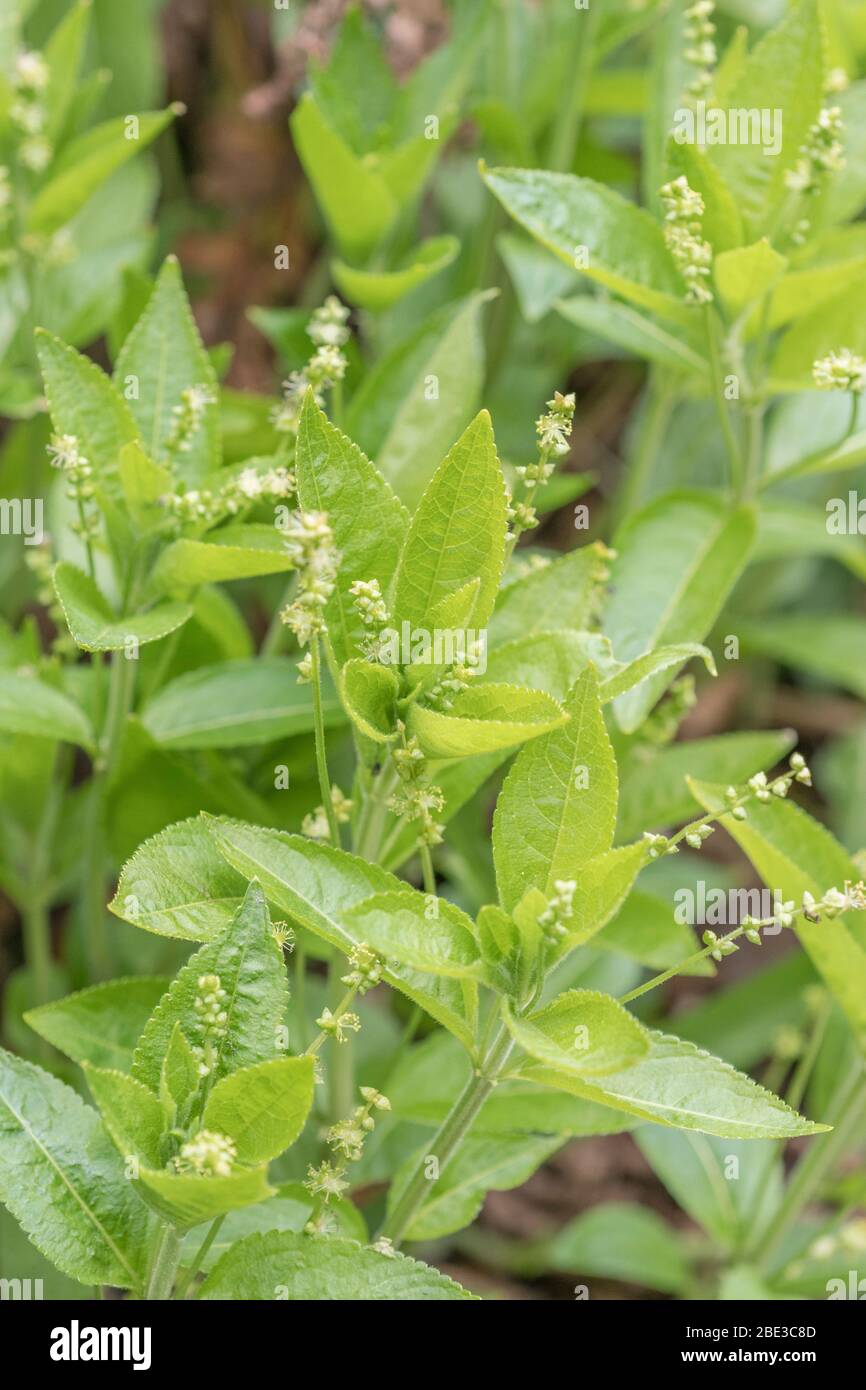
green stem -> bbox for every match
[547,1,599,172]
[752,1065,866,1273]
[293,939,308,1050]
[145,1224,182,1301]
[310,634,341,847]
[176,1216,224,1300]
[22,902,50,1012]
[81,651,136,978]
[614,371,675,526]
[379,1024,515,1247]
[419,842,437,897]
[704,305,744,497]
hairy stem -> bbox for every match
[379,1025,515,1247]
[310,634,341,847]
[145,1224,182,1301]
[704,304,744,497]
[177,1216,225,1300]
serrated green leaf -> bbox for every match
[296,393,408,666]
[207,819,476,1051]
[53,561,192,652]
[600,642,716,704]
[114,256,220,479]
[340,659,399,742]
[0,1048,148,1289]
[393,410,506,631]
[483,164,691,323]
[140,658,341,750]
[118,441,173,528]
[110,816,247,940]
[24,977,168,1071]
[199,1231,475,1299]
[132,880,289,1090]
[0,671,95,749]
[36,329,138,478]
[519,1029,828,1139]
[138,1165,274,1231]
[342,889,485,980]
[202,1057,314,1165]
[161,1023,199,1119]
[493,669,616,912]
[553,841,651,959]
[604,492,755,731]
[408,682,567,759]
[83,1065,164,1168]
[504,989,649,1078]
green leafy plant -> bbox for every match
[2,0,866,1303]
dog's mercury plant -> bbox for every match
[1,0,866,1305]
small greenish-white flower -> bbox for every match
[341,943,385,995]
[308,295,351,349]
[826,68,849,95]
[535,390,576,459]
[789,752,812,785]
[775,900,796,929]
[371,1237,396,1258]
[683,0,716,99]
[350,578,389,629]
[812,347,866,393]
[360,1086,391,1111]
[748,771,771,802]
[168,383,216,454]
[786,107,845,196]
[302,784,352,841]
[280,510,340,645]
[660,176,713,304]
[296,651,313,684]
[305,1161,349,1200]
[194,973,228,1037]
[19,136,51,172]
[538,879,577,944]
[14,50,49,92]
[326,1118,367,1162]
[177,1129,237,1178]
[271,921,295,951]
[315,1007,361,1043]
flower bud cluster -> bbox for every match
[175,1128,237,1178]
[304,1086,390,1212]
[785,107,845,197]
[660,176,713,304]
[683,1,716,100]
[272,297,351,435]
[279,510,340,646]
[341,942,385,995]
[388,726,445,848]
[538,879,577,945]
[812,348,866,394]
[11,50,51,172]
[302,784,353,841]
[166,384,217,456]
